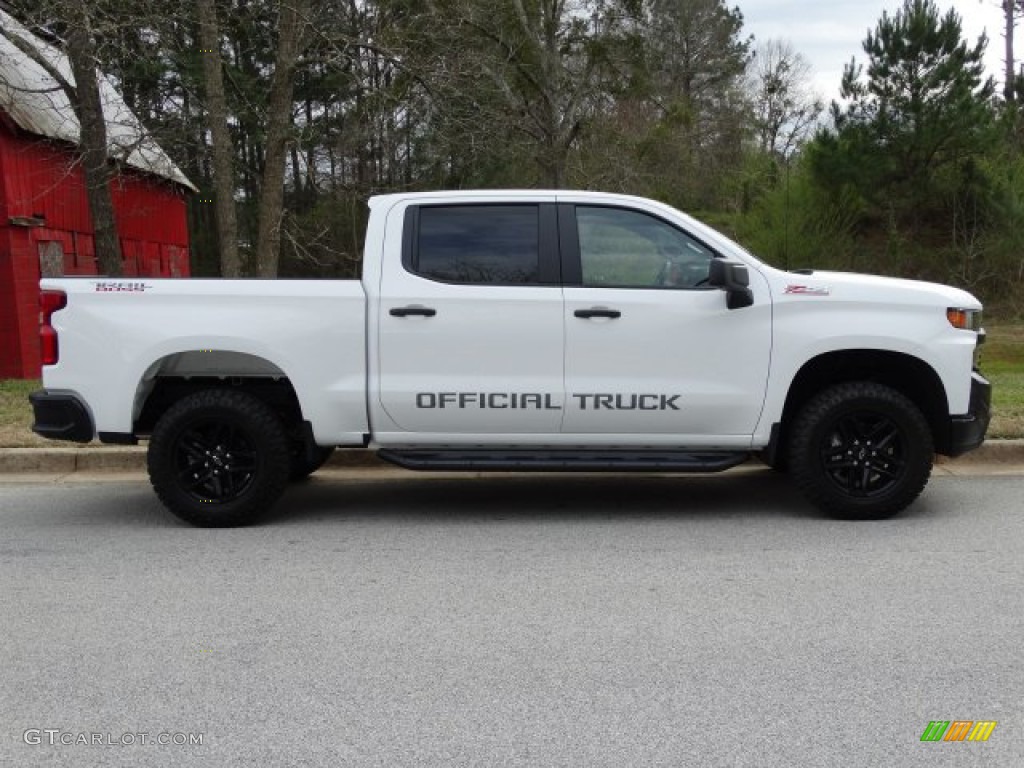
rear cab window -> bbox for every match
[404,205,546,285]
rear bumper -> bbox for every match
[29,390,94,443]
[945,372,991,457]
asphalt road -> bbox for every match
[1,470,1022,767]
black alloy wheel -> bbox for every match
[819,410,908,498]
[148,389,290,526]
[174,419,258,502]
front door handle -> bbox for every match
[390,306,437,318]
[574,308,621,319]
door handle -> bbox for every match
[574,308,621,319]
[390,306,437,318]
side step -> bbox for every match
[377,449,749,473]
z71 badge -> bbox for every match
[784,284,830,296]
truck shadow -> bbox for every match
[268,468,824,525]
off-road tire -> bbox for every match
[789,382,933,520]
[148,389,290,527]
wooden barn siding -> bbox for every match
[1,133,190,245]
[0,227,43,378]
[0,129,191,378]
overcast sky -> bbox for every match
[741,0,1007,102]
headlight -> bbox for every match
[947,307,982,331]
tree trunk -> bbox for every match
[65,22,123,276]
[1006,0,1016,102]
[197,0,242,277]
[255,0,310,278]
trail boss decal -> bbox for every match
[416,393,681,411]
[94,281,152,293]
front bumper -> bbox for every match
[29,390,94,443]
[945,372,991,457]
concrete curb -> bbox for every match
[1,441,1022,475]
[934,439,1024,465]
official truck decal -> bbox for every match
[415,393,681,411]
[417,393,561,410]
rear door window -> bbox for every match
[412,205,540,285]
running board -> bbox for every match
[376,449,749,473]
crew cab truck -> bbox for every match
[30,190,991,526]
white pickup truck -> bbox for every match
[30,190,990,526]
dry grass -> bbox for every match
[2,326,1023,447]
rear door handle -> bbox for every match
[390,306,437,318]
[574,308,621,319]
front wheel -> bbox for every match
[148,389,291,527]
[788,382,933,520]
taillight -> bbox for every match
[39,290,67,366]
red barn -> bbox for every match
[0,10,196,378]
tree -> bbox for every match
[420,0,631,187]
[992,0,1023,101]
[748,39,822,162]
[0,4,125,275]
[632,0,752,207]
[254,0,311,277]
[812,0,995,221]
[644,0,750,128]
[197,0,242,277]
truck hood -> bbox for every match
[777,270,982,310]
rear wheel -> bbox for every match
[148,389,290,527]
[788,382,933,519]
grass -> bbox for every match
[0,379,48,448]
[981,324,1024,439]
[2,325,1023,447]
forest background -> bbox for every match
[2,0,1024,316]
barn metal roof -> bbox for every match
[0,10,197,192]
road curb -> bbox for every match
[1,441,1022,475]
[934,439,1024,465]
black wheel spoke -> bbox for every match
[179,433,210,463]
[818,409,908,499]
[173,417,257,503]
[181,467,215,490]
[872,425,900,451]
[227,448,256,470]
[823,456,856,471]
[222,468,241,495]
[871,463,900,479]
[834,471,853,492]
[836,419,857,448]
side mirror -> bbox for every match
[708,259,754,310]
